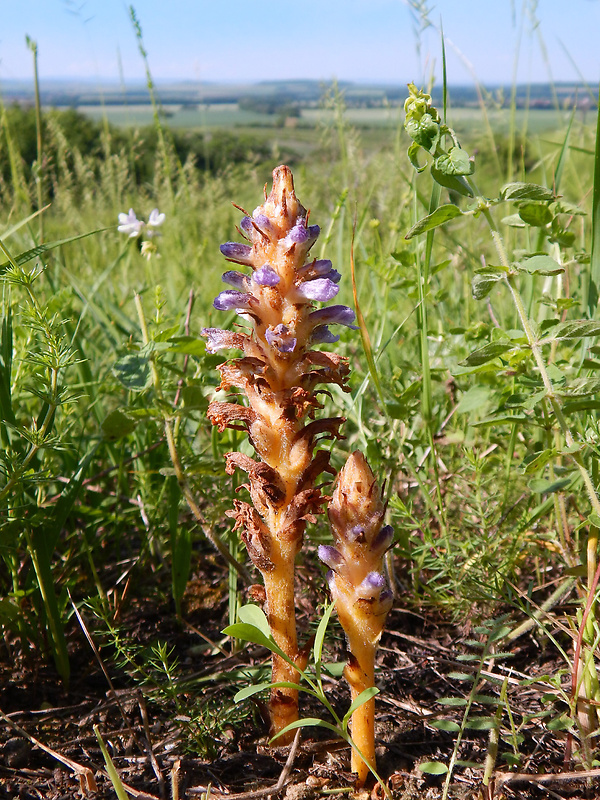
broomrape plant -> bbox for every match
[203,166,391,783]
[202,165,356,742]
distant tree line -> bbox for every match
[0,104,283,196]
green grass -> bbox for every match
[3,61,600,790]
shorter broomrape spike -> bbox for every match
[321,451,393,786]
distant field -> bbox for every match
[65,102,581,137]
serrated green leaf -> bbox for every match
[547,320,600,340]
[557,377,600,397]
[405,204,463,239]
[472,271,504,300]
[517,255,564,276]
[418,761,448,775]
[501,182,554,202]
[405,113,440,153]
[517,203,553,227]
[473,694,502,705]
[461,341,514,367]
[588,513,600,528]
[447,671,474,681]
[112,353,151,391]
[434,146,474,177]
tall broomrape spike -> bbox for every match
[320,452,393,785]
[202,165,356,741]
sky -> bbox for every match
[0,0,599,87]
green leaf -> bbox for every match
[516,255,564,276]
[465,716,497,730]
[0,227,109,272]
[233,681,312,704]
[94,726,130,800]
[418,761,448,775]
[270,717,342,744]
[101,409,137,441]
[430,719,460,732]
[167,336,207,356]
[222,622,288,662]
[461,341,514,367]
[434,146,474,177]
[501,213,527,228]
[557,377,600,396]
[238,604,272,638]
[438,697,468,706]
[472,270,505,300]
[430,164,473,196]
[407,141,427,173]
[517,203,553,227]
[456,385,492,414]
[405,204,463,239]
[405,113,440,153]
[547,320,600,340]
[342,687,379,729]
[529,476,573,494]
[501,182,554,202]
[523,448,556,474]
[313,602,335,682]
[112,353,151,391]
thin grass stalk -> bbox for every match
[26,37,44,242]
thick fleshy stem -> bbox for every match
[203,166,355,741]
[322,452,393,785]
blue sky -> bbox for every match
[0,1,599,86]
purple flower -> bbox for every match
[347,525,366,543]
[357,571,387,598]
[240,217,253,234]
[253,265,281,286]
[297,278,339,302]
[253,213,276,237]
[265,324,297,353]
[309,305,358,329]
[318,545,344,570]
[220,242,253,265]
[222,270,248,289]
[201,327,235,353]
[306,224,320,241]
[213,290,253,311]
[372,524,394,552]
[285,221,310,245]
[311,325,340,344]
[299,259,333,277]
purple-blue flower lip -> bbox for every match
[222,270,248,289]
[311,325,340,344]
[318,544,344,570]
[265,324,297,353]
[357,571,387,597]
[213,290,253,312]
[297,278,340,302]
[309,305,358,329]
[253,265,281,286]
[220,242,253,265]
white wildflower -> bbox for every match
[117,208,144,238]
[147,208,166,227]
